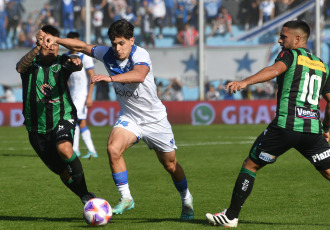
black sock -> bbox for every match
[226,167,256,220]
[61,154,89,198]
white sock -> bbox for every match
[81,127,96,153]
[73,124,80,152]
[180,188,192,204]
[117,184,133,200]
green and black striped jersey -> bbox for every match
[20,54,80,134]
[271,48,330,134]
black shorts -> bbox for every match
[28,120,75,174]
[249,125,330,171]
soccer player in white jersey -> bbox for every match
[43,19,194,220]
[66,32,98,159]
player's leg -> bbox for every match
[73,122,81,157]
[319,169,330,180]
[206,126,291,227]
[155,149,194,220]
[28,129,94,205]
[72,99,85,157]
[142,116,193,220]
[295,133,330,181]
[79,119,98,158]
[107,126,138,214]
[55,120,95,204]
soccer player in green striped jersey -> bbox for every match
[206,20,330,227]
[16,25,95,206]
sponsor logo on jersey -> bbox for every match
[259,151,276,162]
[312,149,330,162]
[114,86,139,99]
[297,55,326,73]
[295,107,319,120]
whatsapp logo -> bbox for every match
[191,103,215,125]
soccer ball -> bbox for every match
[83,198,112,226]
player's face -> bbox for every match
[111,37,135,61]
[40,42,59,61]
[278,27,298,49]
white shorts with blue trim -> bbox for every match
[114,114,177,152]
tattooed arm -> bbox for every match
[16,30,45,73]
[16,46,41,73]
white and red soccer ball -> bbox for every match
[83,198,112,226]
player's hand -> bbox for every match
[225,81,247,94]
[36,30,46,47]
[92,74,112,83]
[43,34,58,48]
[68,57,82,66]
[323,131,329,142]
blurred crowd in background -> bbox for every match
[0,0,330,102]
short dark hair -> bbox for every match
[41,25,60,37]
[283,20,310,39]
[107,19,134,41]
[67,31,80,39]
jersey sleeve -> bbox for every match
[91,46,110,62]
[275,49,294,69]
[322,66,330,94]
[132,48,151,70]
[83,55,95,71]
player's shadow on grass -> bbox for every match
[239,219,330,227]
[122,218,330,227]
[121,217,210,225]
[0,215,81,222]
[0,153,37,157]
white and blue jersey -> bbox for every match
[91,44,167,124]
[68,52,95,99]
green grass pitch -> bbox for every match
[0,124,329,230]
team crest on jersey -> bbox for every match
[295,106,319,120]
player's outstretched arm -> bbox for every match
[226,61,287,94]
[92,65,149,84]
[44,33,95,57]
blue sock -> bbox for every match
[80,126,88,133]
[173,177,188,192]
[112,171,128,186]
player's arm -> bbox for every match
[322,92,330,142]
[92,65,149,84]
[226,61,287,94]
[86,68,95,108]
[43,33,95,57]
[16,30,44,73]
